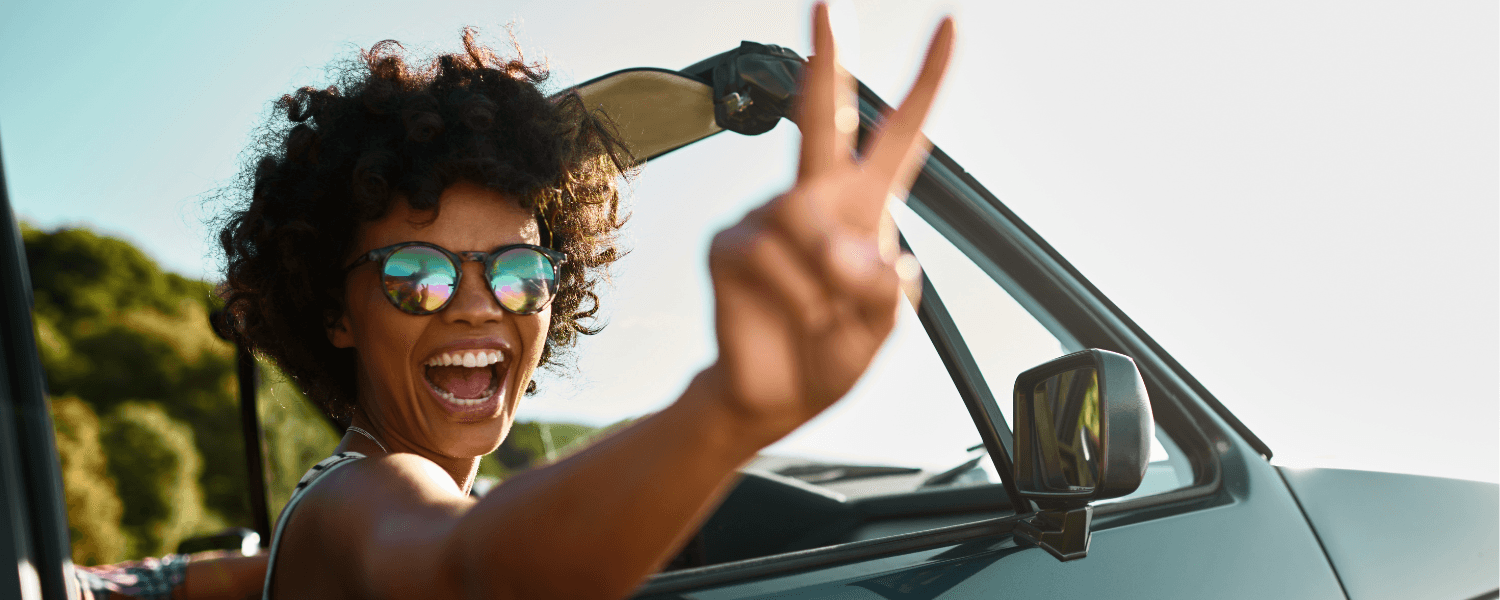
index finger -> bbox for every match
[796,2,858,182]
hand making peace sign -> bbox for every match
[704,3,955,445]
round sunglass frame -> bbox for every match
[344,241,568,316]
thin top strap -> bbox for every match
[262,451,366,600]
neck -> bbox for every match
[342,411,483,495]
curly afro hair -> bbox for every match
[216,30,631,420]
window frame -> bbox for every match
[901,143,1233,511]
[903,150,1252,525]
[0,136,75,600]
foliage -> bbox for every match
[24,224,256,525]
[26,224,333,561]
[49,396,126,565]
[483,420,601,479]
[257,368,337,519]
[99,401,215,558]
[23,225,206,327]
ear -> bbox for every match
[327,311,355,348]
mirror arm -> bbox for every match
[1014,505,1093,562]
[899,243,1031,514]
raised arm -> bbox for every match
[326,6,955,599]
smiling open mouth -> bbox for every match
[423,351,504,407]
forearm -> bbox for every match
[455,368,760,599]
[176,552,268,600]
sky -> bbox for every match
[0,0,1494,482]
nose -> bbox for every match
[441,261,505,325]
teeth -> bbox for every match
[424,350,506,368]
[423,350,505,406]
[429,384,492,406]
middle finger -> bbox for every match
[862,17,954,200]
[796,2,857,181]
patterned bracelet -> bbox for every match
[74,552,189,600]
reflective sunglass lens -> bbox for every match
[489,248,556,314]
[383,246,458,313]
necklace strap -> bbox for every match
[346,426,390,454]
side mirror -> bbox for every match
[1011,349,1152,561]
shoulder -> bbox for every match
[273,453,474,597]
[298,452,473,530]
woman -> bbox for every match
[216,5,953,598]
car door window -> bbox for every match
[891,193,1195,499]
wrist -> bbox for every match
[672,366,775,465]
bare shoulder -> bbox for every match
[296,453,475,544]
[311,453,471,508]
[271,453,475,599]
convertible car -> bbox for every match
[1,42,1495,600]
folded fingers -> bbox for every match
[715,201,902,335]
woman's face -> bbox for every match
[331,182,549,459]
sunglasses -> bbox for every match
[345,242,567,316]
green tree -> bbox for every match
[27,224,344,559]
[100,401,216,558]
[483,420,600,479]
[22,226,206,327]
[49,396,126,565]
[25,225,250,532]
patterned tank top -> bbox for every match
[261,451,367,600]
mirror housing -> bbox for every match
[1011,349,1153,561]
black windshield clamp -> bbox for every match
[1014,505,1093,562]
[696,41,805,136]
